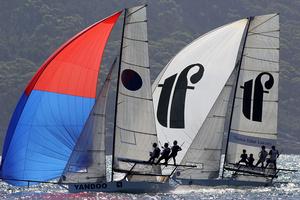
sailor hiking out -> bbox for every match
[168,140,182,165]
[156,143,171,166]
[266,146,280,170]
[148,143,161,164]
[255,145,268,168]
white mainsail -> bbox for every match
[113,5,161,181]
[152,19,248,166]
[61,58,117,183]
[225,14,279,167]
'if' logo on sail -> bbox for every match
[157,64,204,128]
[241,72,274,122]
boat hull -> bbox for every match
[66,180,173,193]
[175,178,274,187]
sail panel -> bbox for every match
[113,6,160,180]
[226,14,279,165]
[152,19,248,166]
[61,59,116,184]
[1,12,121,186]
[177,71,236,180]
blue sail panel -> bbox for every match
[1,90,94,186]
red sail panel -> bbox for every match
[25,11,122,98]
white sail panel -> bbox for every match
[152,19,248,165]
[113,6,160,180]
[61,59,116,183]
[177,71,236,180]
[226,14,279,165]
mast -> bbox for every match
[221,17,252,178]
[111,9,127,182]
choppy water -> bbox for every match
[1,154,299,200]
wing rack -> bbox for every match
[224,163,297,178]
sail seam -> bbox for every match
[248,30,279,34]
[243,55,279,63]
[206,115,226,119]
[245,47,279,50]
[240,68,279,73]
[119,91,152,101]
[231,129,277,135]
[117,126,156,136]
[123,36,148,43]
[87,150,105,152]
[249,14,278,32]
[248,33,279,39]
[72,149,105,152]
[121,60,149,69]
[235,96,278,102]
[125,20,147,25]
[126,5,146,18]
[92,113,105,116]
[190,148,222,151]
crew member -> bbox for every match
[148,143,160,164]
[156,143,171,166]
[168,140,182,165]
[238,149,248,165]
[255,145,268,168]
[265,145,280,170]
[247,154,255,168]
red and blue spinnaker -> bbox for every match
[0,11,121,186]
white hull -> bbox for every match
[66,180,173,193]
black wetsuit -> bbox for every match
[168,145,182,165]
[238,153,248,165]
[156,147,171,165]
[247,156,255,167]
[148,147,160,164]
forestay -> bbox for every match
[60,59,117,184]
[113,6,161,181]
[226,14,279,166]
[152,19,248,166]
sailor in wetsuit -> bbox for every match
[255,145,268,168]
[148,143,160,164]
[247,153,255,168]
[156,143,171,166]
[238,149,248,165]
[168,140,182,165]
[265,145,280,170]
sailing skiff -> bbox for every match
[153,13,296,187]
